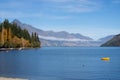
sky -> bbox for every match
[0,0,120,40]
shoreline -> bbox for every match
[0,77,28,80]
[0,47,40,51]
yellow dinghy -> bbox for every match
[101,57,110,60]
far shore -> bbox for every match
[0,77,28,80]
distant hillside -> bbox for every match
[40,38,102,47]
[12,19,114,47]
[101,34,120,47]
[12,19,97,46]
[0,19,40,48]
[98,35,114,43]
[12,19,93,40]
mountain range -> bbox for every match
[101,34,120,47]
[12,19,114,47]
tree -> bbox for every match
[0,19,41,48]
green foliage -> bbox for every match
[11,23,22,38]
[31,32,41,47]
[3,19,10,29]
[22,29,31,41]
[0,19,41,48]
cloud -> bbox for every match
[43,0,100,12]
[39,35,92,42]
[43,14,72,19]
[0,0,101,19]
[43,0,71,3]
[58,5,96,13]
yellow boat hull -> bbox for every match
[101,57,110,60]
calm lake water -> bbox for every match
[0,47,120,80]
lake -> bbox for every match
[0,47,120,80]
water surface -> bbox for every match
[0,47,120,80]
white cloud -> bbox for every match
[0,0,101,19]
[43,0,94,3]
[59,5,96,12]
[43,14,72,19]
[43,0,71,2]
[43,0,100,12]
[39,35,93,41]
